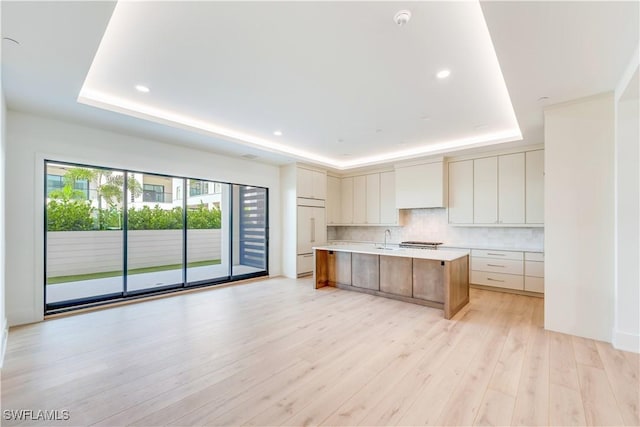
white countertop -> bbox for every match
[313,244,468,262]
[328,240,543,254]
[442,245,543,253]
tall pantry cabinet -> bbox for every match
[281,165,327,278]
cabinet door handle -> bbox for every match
[487,278,505,282]
[487,253,506,256]
[311,218,315,242]
[488,264,505,268]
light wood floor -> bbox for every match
[2,277,638,426]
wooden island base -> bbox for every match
[314,248,469,319]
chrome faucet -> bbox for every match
[384,229,391,249]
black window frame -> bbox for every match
[43,160,269,315]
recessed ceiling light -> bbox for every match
[135,85,150,93]
[273,130,283,136]
[436,69,451,79]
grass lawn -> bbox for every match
[47,259,221,284]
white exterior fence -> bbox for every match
[46,229,222,276]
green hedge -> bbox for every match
[47,200,95,231]
[47,202,222,231]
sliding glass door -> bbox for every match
[126,172,184,293]
[45,163,125,306]
[44,160,268,313]
[186,179,230,284]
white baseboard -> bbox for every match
[613,329,640,354]
[0,317,7,369]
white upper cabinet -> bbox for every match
[326,175,341,225]
[297,167,326,200]
[379,171,398,225]
[366,173,381,224]
[498,153,525,224]
[340,177,354,224]
[473,157,498,224]
[448,160,473,224]
[353,175,367,224]
[447,150,543,226]
[330,171,398,226]
[312,169,327,200]
[395,161,445,209]
[297,167,313,198]
[525,150,544,224]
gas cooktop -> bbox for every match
[399,241,444,249]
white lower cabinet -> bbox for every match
[297,254,314,274]
[471,257,523,275]
[470,270,524,290]
[524,276,544,293]
[524,252,545,293]
[470,249,544,294]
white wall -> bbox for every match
[5,111,281,326]
[0,61,7,366]
[544,93,615,343]
[614,59,639,352]
[330,208,544,251]
[280,164,297,278]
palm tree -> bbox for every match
[59,167,143,228]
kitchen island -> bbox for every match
[313,244,469,319]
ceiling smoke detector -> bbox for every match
[394,10,412,26]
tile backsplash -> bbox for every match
[328,208,544,251]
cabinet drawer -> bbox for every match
[472,257,523,275]
[471,249,523,261]
[525,252,544,262]
[525,276,544,293]
[297,254,314,275]
[471,270,523,290]
[525,261,544,278]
